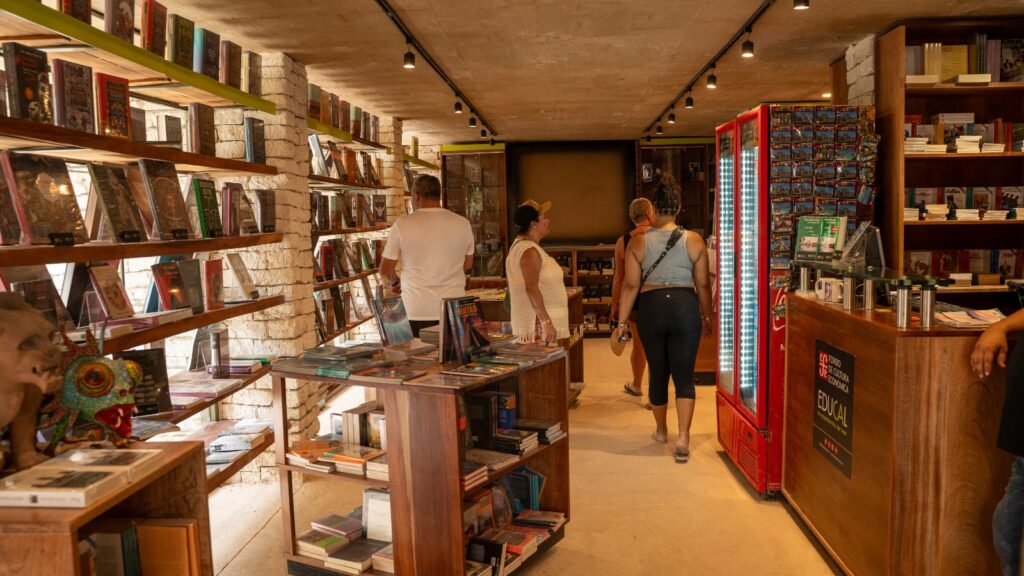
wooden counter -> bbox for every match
[782,294,1012,575]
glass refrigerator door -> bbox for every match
[736,116,762,421]
[715,125,736,397]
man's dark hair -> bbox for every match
[413,174,441,198]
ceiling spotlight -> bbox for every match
[794,0,810,9]
[403,39,415,69]
[707,65,717,89]
[685,94,694,109]
[645,134,652,143]
[668,111,676,124]
[489,138,495,146]
[656,124,663,135]
[454,101,463,114]
[480,129,487,139]
[742,39,755,59]
[822,92,832,98]
[468,115,477,128]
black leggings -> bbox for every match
[636,288,702,406]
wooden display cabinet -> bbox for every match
[271,354,570,575]
[442,149,508,277]
[638,142,715,237]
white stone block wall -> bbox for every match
[846,35,876,106]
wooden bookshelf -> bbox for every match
[270,354,570,575]
[0,2,275,112]
[0,232,283,267]
[905,82,1024,96]
[138,365,273,425]
[308,173,389,191]
[104,297,285,354]
[206,433,276,492]
[318,316,374,345]
[904,152,1024,159]
[482,436,566,487]
[278,463,388,488]
[0,116,278,175]
[285,553,390,576]
[313,224,390,239]
[0,442,213,576]
[403,153,439,171]
[314,269,379,292]
[904,219,1024,226]
[307,119,387,151]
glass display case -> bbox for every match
[638,144,713,236]
[441,151,507,277]
[716,132,735,396]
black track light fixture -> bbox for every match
[403,37,415,69]
[668,107,676,124]
[489,138,495,146]
[707,64,717,89]
[480,129,488,139]
[794,0,810,9]
[656,124,663,135]
[741,28,754,58]
[645,134,652,143]
[454,100,463,114]
[685,94,694,109]
[468,115,477,128]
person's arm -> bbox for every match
[971,308,1024,378]
[379,257,400,292]
[379,223,401,292]
[688,233,713,336]
[614,236,643,332]
[520,247,557,344]
[611,235,626,321]
[464,254,474,272]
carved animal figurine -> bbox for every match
[0,293,62,470]
[38,331,141,452]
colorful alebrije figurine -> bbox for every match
[38,330,141,452]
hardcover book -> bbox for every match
[308,135,329,176]
[89,163,147,242]
[139,158,191,239]
[254,189,276,233]
[244,117,266,164]
[130,106,146,142]
[339,100,351,133]
[151,261,191,311]
[219,40,242,88]
[193,28,221,79]
[0,467,127,509]
[220,182,243,236]
[370,296,413,346]
[191,178,222,237]
[158,114,184,144]
[104,0,135,44]
[141,0,168,56]
[176,259,205,314]
[112,349,172,415]
[87,264,134,319]
[188,103,216,156]
[225,252,258,300]
[52,59,94,133]
[3,42,53,123]
[37,448,164,481]
[12,277,75,330]
[241,51,262,95]
[60,0,92,22]
[167,14,195,69]
[1,151,88,245]
[345,149,362,183]
[372,195,386,223]
[308,84,322,120]
[0,164,22,244]
[95,73,131,139]
[239,192,260,234]
[1002,39,1024,82]
[327,141,346,181]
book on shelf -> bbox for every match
[254,189,276,233]
[244,117,266,164]
[95,72,131,139]
[141,0,167,56]
[100,308,192,330]
[0,163,21,244]
[191,177,223,237]
[104,0,135,43]
[366,453,389,482]
[241,51,262,96]
[311,515,364,542]
[87,264,135,320]
[188,102,216,156]
[113,348,172,415]
[192,27,221,79]
[225,252,259,301]
[89,163,147,242]
[2,42,52,124]
[52,59,94,133]
[308,84,322,120]
[209,430,268,452]
[467,536,507,575]
[130,418,179,440]
[176,258,206,314]
[1003,39,1024,82]
[87,518,140,575]
[219,40,242,88]
[296,529,350,558]
[238,190,260,234]
[167,14,195,69]
[136,519,202,576]
[220,182,243,236]
[464,448,519,471]
[37,448,164,482]
[66,324,134,343]
[151,261,192,311]
[326,141,346,181]
[362,487,392,542]
[1,151,88,245]
[139,158,191,239]
[372,543,394,574]
[905,74,939,85]
[203,259,226,311]
[59,0,91,22]
[324,538,389,574]
[0,466,127,508]
[308,134,330,177]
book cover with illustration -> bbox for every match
[52,59,94,133]
[139,159,191,239]
[1,151,88,245]
[89,163,147,242]
[95,73,131,139]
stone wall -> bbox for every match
[846,35,876,106]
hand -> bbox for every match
[390,279,401,295]
[702,314,713,336]
[541,320,557,345]
[971,325,1008,379]
[611,302,619,320]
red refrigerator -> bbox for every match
[714,105,786,496]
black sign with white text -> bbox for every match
[812,340,855,477]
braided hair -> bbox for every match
[651,175,681,216]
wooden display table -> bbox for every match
[271,353,570,575]
[783,294,1012,575]
[0,442,213,576]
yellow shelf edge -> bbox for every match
[403,153,439,171]
[440,143,506,153]
[1,0,276,114]
[307,118,354,142]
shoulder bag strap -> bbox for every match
[641,227,684,285]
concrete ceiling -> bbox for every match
[161,0,1022,144]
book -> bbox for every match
[11,278,74,329]
[817,216,847,260]
[1,151,88,245]
[309,134,329,176]
[188,103,216,156]
[191,178,223,237]
[443,362,518,379]
[225,252,258,300]
[176,258,205,314]
[112,349,173,415]
[88,163,147,242]
[104,0,135,43]
[372,195,387,222]
[139,159,191,239]
[193,28,221,79]
[308,84,322,119]
[203,259,225,310]
[40,448,164,484]
[140,0,168,56]
[324,539,389,573]
[254,189,276,233]
[296,530,350,558]
[327,141,346,180]
[219,40,242,88]
[100,308,191,329]
[466,536,507,575]
[239,191,260,234]
[362,488,392,542]
[51,59,94,133]
[319,444,385,465]
[151,261,191,311]
[88,264,134,319]
[404,373,481,390]
[133,106,150,141]
[2,43,52,123]
[446,297,491,363]
[209,431,266,452]
[167,14,195,69]
[1002,39,1024,82]
[0,467,127,508]
[94,73,131,139]
[244,117,266,164]
[0,162,21,244]
[349,366,426,384]
[60,0,91,22]
[940,45,968,82]
[241,51,262,95]
[370,296,414,346]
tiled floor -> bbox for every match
[211,339,835,575]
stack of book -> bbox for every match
[516,419,566,444]
[296,529,349,560]
[371,544,395,574]
[983,142,1007,153]
[955,208,981,221]
[948,272,973,287]
[285,438,344,473]
[903,137,931,154]
[366,453,389,482]
[465,448,520,471]
[954,135,983,153]
[462,461,490,492]
[494,429,539,456]
[207,419,272,460]
[323,539,390,575]
[924,204,950,220]
[514,509,567,531]
[479,527,539,570]
[317,444,385,476]
[984,210,1009,220]
[904,207,921,221]
[330,401,386,449]
[312,513,364,541]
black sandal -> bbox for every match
[623,383,642,397]
[674,449,690,463]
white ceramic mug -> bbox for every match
[815,278,844,303]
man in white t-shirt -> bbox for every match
[379,175,474,337]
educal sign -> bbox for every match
[812,340,855,477]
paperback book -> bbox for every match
[254,189,276,233]
[203,259,226,310]
[104,0,135,43]
[88,264,135,319]
[370,296,414,346]
[141,0,168,56]
[176,258,206,314]
[191,178,223,237]
[167,15,195,69]
[0,467,127,508]
[244,117,266,164]
[225,252,259,300]
[2,43,52,123]
[51,59,94,133]
[188,103,216,156]
[1,151,88,245]
[192,28,221,79]
[111,349,172,415]
[139,159,191,239]
[95,73,131,139]
[88,163,147,242]
[151,261,192,311]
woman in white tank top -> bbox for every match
[505,200,569,344]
